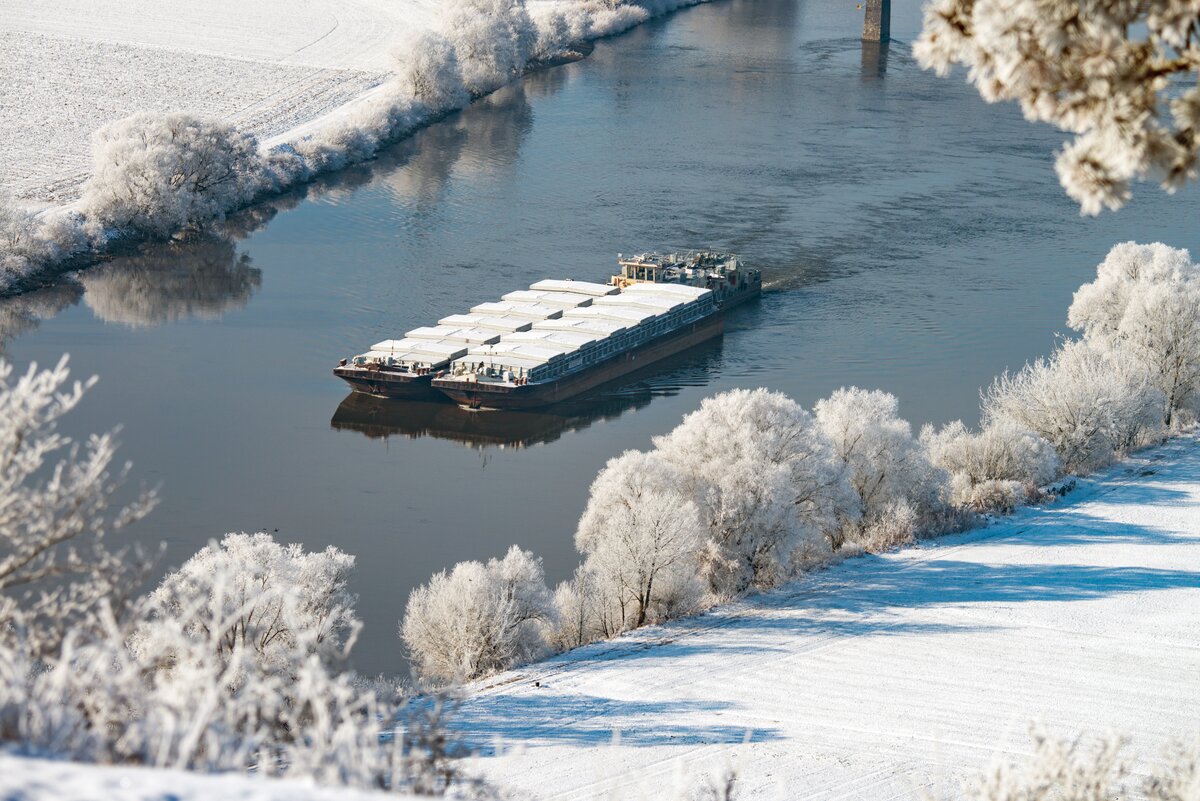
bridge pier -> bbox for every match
[862,0,890,42]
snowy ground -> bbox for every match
[454,435,1200,799]
[0,754,413,801]
[0,0,434,204]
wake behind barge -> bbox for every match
[335,251,760,409]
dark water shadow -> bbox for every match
[331,391,654,449]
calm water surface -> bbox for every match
[5,0,1198,676]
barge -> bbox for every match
[333,279,617,398]
[335,251,760,408]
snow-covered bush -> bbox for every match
[0,356,156,658]
[528,2,650,57]
[3,542,475,793]
[948,477,1026,515]
[922,420,1059,512]
[955,730,1128,801]
[814,388,947,548]
[0,196,47,284]
[922,420,1059,489]
[531,9,576,57]
[392,32,470,113]
[401,545,554,686]
[133,532,359,678]
[574,451,705,633]
[983,340,1164,474]
[1146,740,1200,801]
[80,112,264,237]
[2,599,453,791]
[1069,242,1200,427]
[0,198,85,294]
[442,0,537,96]
[654,388,846,596]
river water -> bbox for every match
[4,0,1198,677]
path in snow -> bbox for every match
[456,436,1200,799]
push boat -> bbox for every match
[334,251,761,409]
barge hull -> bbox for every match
[433,313,725,410]
[333,367,441,400]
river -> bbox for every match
[4,0,1198,677]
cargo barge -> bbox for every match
[333,280,618,399]
[335,251,760,408]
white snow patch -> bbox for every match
[454,436,1200,799]
[0,753,416,801]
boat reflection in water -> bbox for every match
[331,339,724,449]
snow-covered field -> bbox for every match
[0,0,433,204]
[452,435,1200,799]
[0,754,413,801]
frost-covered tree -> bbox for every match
[575,451,705,631]
[921,420,1059,512]
[983,339,1163,474]
[0,195,41,272]
[529,2,649,57]
[654,388,847,595]
[0,195,66,291]
[442,0,537,96]
[81,112,263,237]
[0,591,468,792]
[532,9,575,57]
[0,356,156,657]
[814,388,947,548]
[549,564,605,650]
[1068,242,1200,427]
[392,32,470,112]
[915,0,1200,214]
[401,545,553,685]
[134,532,359,677]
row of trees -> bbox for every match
[402,241,1200,685]
[0,0,710,294]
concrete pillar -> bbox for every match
[862,0,890,42]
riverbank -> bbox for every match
[450,433,1200,799]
